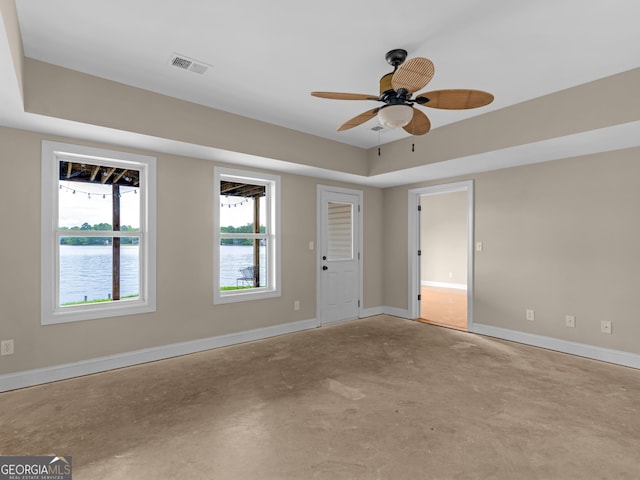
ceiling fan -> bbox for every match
[311,49,494,135]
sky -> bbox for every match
[219,195,264,227]
[58,181,139,228]
[59,184,261,228]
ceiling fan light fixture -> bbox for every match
[378,104,413,129]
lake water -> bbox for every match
[59,244,265,304]
[59,245,139,305]
[219,245,267,287]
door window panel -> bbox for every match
[327,202,353,260]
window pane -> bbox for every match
[59,238,140,306]
[219,182,266,231]
[42,142,156,324]
[58,161,140,230]
[219,240,267,290]
[214,168,279,304]
[327,202,353,260]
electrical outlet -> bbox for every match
[565,315,575,328]
[601,320,612,334]
[526,309,535,321]
[294,300,300,311]
[1,339,14,356]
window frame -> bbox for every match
[41,141,157,325]
[213,167,281,304]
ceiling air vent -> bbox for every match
[169,53,210,75]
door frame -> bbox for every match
[407,180,474,329]
[316,185,364,325]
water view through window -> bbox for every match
[214,167,280,303]
[59,243,140,304]
[58,161,141,307]
[218,180,268,290]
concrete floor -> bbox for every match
[1,315,639,479]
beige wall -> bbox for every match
[0,126,384,375]
[2,128,639,376]
[420,191,467,285]
[0,0,23,99]
[23,59,368,177]
[383,148,640,355]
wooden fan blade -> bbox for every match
[403,108,431,135]
[311,91,379,101]
[392,57,435,93]
[416,89,494,109]
[337,108,380,131]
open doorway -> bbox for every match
[419,191,468,331]
[408,181,474,331]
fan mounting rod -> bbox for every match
[385,49,408,69]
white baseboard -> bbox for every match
[379,306,412,319]
[322,316,358,327]
[361,306,384,318]
[472,323,640,370]
[421,281,467,290]
[13,313,634,393]
[0,318,319,392]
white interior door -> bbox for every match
[318,188,361,325]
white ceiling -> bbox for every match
[12,0,640,149]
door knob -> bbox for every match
[322,266,328,270]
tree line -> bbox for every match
[220,224,265,246]
[60,223,139,245]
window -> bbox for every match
[213,167,280,303]
[327,201,354,260]
[41,141,156,324]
